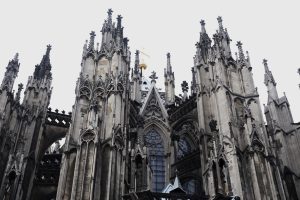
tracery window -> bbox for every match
[144,129,165,192]
[177,137,192,159]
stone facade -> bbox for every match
[0,9,299,200]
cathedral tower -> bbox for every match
[194,17,280,199]
[56,9,131,200]
[0,54,20,114]
[0,45,53,200]
[264,60,300,199]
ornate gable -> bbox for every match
[139,85,168,122]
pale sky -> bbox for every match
[0,0,299,122]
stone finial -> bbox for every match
[236,41,245,61]
[117,15,123,29]
[46,44,52,56]
[134,50,140,73]
[107,8,113,24]
[200,20,206,33]
[107,8,113,17]
[88,31,96,51]
[217,16,224,31]
[149,71,158,84]
[263,59,269,72]
[14,53,19,62]
[166,52,172,73]
[181,81,188,93]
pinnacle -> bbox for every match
[200,19,206,33]
[263,59,269,72]
[14,53,19,62]
[217,16,224,31]
[46,44,52,56]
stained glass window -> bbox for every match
[177,138,192,159]
[144,129,165,192]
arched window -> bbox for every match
[144,129,165,192]
[177,137,192,159]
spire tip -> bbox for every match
[46,44,52,55]
[14,53,19,62]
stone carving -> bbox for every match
[79,72,126,102]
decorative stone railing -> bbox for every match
[46,108,71,128]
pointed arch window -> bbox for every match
[144,129,165,192]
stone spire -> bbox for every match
[107,8,113,27]
[164,53,175,104]
[217,16,224,32]
[131,50,142,102]
[134,50,140,74]
[215,17,231,58]
[198,19,211,47]
[200,20,206,33]
[101,9,114,47]
[33,45,52,80]
[263,59,278,101]
[166,52,172,74]
[88,31,96,51]
[196,19,211,63]
[263,59,276,86]
[0,53,20,92]
[116,15,123,38]
[236,41,246,66]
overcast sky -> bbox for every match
[0,0,299,122]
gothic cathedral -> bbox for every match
[0,9,299,200]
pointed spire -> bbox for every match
[46,44,51,57]
[1,53,20,91]
[236,41,245,60]
[217,16,224,31]
[34,45,52,79]
[116,15,123,40]
[263,59,276,86]
[107,8,113,25]
[198,20,211,59]
[134,50,140,74]
[88,31,96,51]
[117,15,122,30]
[236,41,246,66]
[166,52,172,73]
[13,53,19,62]
[263,59,269,73]
[200,20,206,33]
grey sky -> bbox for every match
[0,0,299,121]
